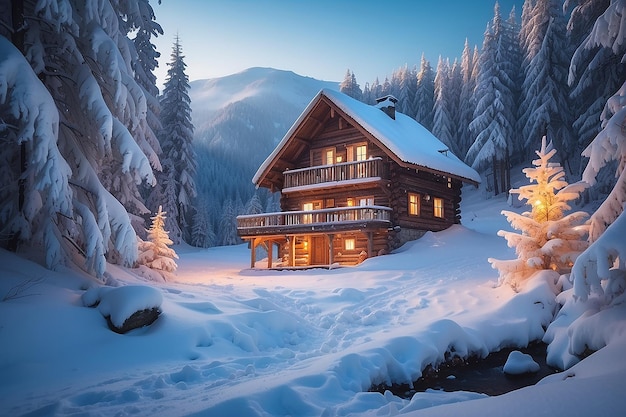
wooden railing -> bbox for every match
[237,206,392,233]
[283,157,386,190]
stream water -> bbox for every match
[371,342,559,398]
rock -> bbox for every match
[106,307,161,334]
[503,350,540,375]
[83,285,163,334]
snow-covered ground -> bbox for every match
[1,187,625,417]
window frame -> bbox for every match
[433,197,444,218]
[408,193,421,216]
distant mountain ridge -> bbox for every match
[188,67,339,243]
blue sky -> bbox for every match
[152,0,525,88]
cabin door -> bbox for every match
[309,236,328,265]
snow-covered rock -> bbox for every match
[82,285,163,333]
[503,350,540,375]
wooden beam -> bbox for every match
[267,240,273,269]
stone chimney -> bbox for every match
[375,95,398,120]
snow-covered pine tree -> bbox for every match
[219,199,240,246]
[0,1,160,278]
[191,196,215,248]
[568,0,626,303]
[153,36,197,244]
[339,69,363,101]
[519,0,574,168]
[489,137,589,288]
[456,39,476,158]
[567,0,624,177]
[432,57,456,155]
[413,54,435,131]
[396,65,417,117]
[137,205,178,279]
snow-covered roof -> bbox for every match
[253,88,481,186]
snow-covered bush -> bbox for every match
[137,206,178,280]
[489,137,589,288]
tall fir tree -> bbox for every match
[0,0,160,278]
[519,0,574,170]
[432,57,456,155]
[339,69,363,101]
[154,36,197,244]
[467,4,517,195]
[396,65,417,117]
[457,39,477,158]
[567,0,623,177]
[413,54,435,131]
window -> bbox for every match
[344,238,356,251]
[303,202,313,224]
[325,148,335,166]
[408,193,421,216]
[433,197,444,218]
[356,145,367,161]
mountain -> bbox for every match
[188,67,338,244]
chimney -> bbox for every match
[375,95,398,120]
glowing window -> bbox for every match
[325,148,335,166]
[345,238,356,251]
[408,193,421,216]
[433,197,444,218]
[356,145,367,161]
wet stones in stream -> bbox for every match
[370,342,559,398]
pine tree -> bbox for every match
[397,65,417,117]
[191,197,215,248]
[563,0,626,310]
[339,69,363,101]
[519,0,574,167]
[413,54,435,131]
[0,1,160,278]
[154,36,197,244]
[457,39,477,158]
[219,199,240,246]
[489,137,589,288]
[137,205,179,278]
[567,0,623,177]
[466,3,521,195]
[432,57,456,154]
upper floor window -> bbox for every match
[433,197,444,218]
[325,148,335,166]
[356,145,367,161]
[408,193,420,216]
[347,197,374,207]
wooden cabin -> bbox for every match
[237,89,480,268]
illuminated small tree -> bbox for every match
[489,137,589,288]
[137,206,178,279]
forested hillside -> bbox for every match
[189,68,338,246]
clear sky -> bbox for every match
[152,0,525,89]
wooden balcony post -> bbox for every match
[250,238,257,268]
[267,240,273,269]
[328,234,335,266]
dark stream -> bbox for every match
[371,342,559,398]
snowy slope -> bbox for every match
[0,186,625,417]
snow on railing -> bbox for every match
[283,157,386,189]
[236,205,392,230]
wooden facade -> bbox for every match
[237,90,480,268]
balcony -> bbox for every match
[237,205,392,237]
[282,157,387,192]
